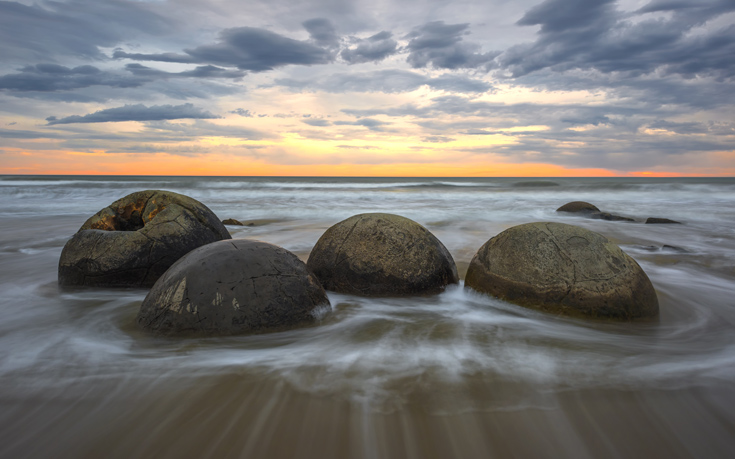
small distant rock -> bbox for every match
[222,218,244,226]
[637,244,688,253]
[663,245,688,253]
[465,222,659,320]
[556,201,600,213]
[591,212,635,222]
[136,239,330,336]
[513,181,560,187]
[646,217,681,224]
[307,213,459,296]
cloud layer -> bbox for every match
[0,0,733,175]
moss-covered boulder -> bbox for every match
[465,222,658,320]
[136,239,330,336]
[307,213,459,296]
[58,190,230,288]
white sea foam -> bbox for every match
[1,176,734,408]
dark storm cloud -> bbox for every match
[405,21,499,70]
[276,69,492,93]
[0,62,244,101]
[500,0,735,80]
[114,26,333,71]
[341,31,399,64]
[124,63,246,79]
[0,0,169,61]
[0,64,145,92]
[303,18,340,49]
[46,103,219,125]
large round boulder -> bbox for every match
[465,222,658,320]
[306,213,459,296]
[59,190,231,288]
[136,239,330,336]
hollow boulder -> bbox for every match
[465,222,658,320]
[136,239,330,336]
[306,213,459,296]
[58,190,231,288]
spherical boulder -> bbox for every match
[556,201,600,213]
[306,213,459,296]
[465,222,658,320]
[136,239,330,336]
[59,190,231,288]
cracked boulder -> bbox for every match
[306,213,459,296]
[58,190,231,288]
[465,222,658,320]
[136,239,330,336]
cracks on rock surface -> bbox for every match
[542,223,618,285]
[542,223,578,279]
[334,218,361,266]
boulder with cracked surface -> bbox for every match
[136,239,330,336]
[306,213,459,296]
[465,222,658,320]
[58,190,231,288]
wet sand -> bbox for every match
[1,176,734,458]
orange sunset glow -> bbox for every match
[1,0,733,177]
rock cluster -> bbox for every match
[465,222,659,320]
[58,190,230,288]
[307,213,459,296]
[557,201,680,224]
[59,194,663,334]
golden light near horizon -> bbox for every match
[0,0,733,177]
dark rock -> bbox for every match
[590,212,636,222]
[465,222,659,320]
[663,245,688,253]
[222,218,244,226]
[58,190,231,288]
[556,201,600,213]
[306,213,459,296]
[136,239,329,336]
[646,217,682,224]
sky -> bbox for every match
[1,0,734,176]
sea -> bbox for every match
[1,175,734,458]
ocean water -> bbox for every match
[1,175,734,458]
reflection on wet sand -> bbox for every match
[2,373,734,459]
